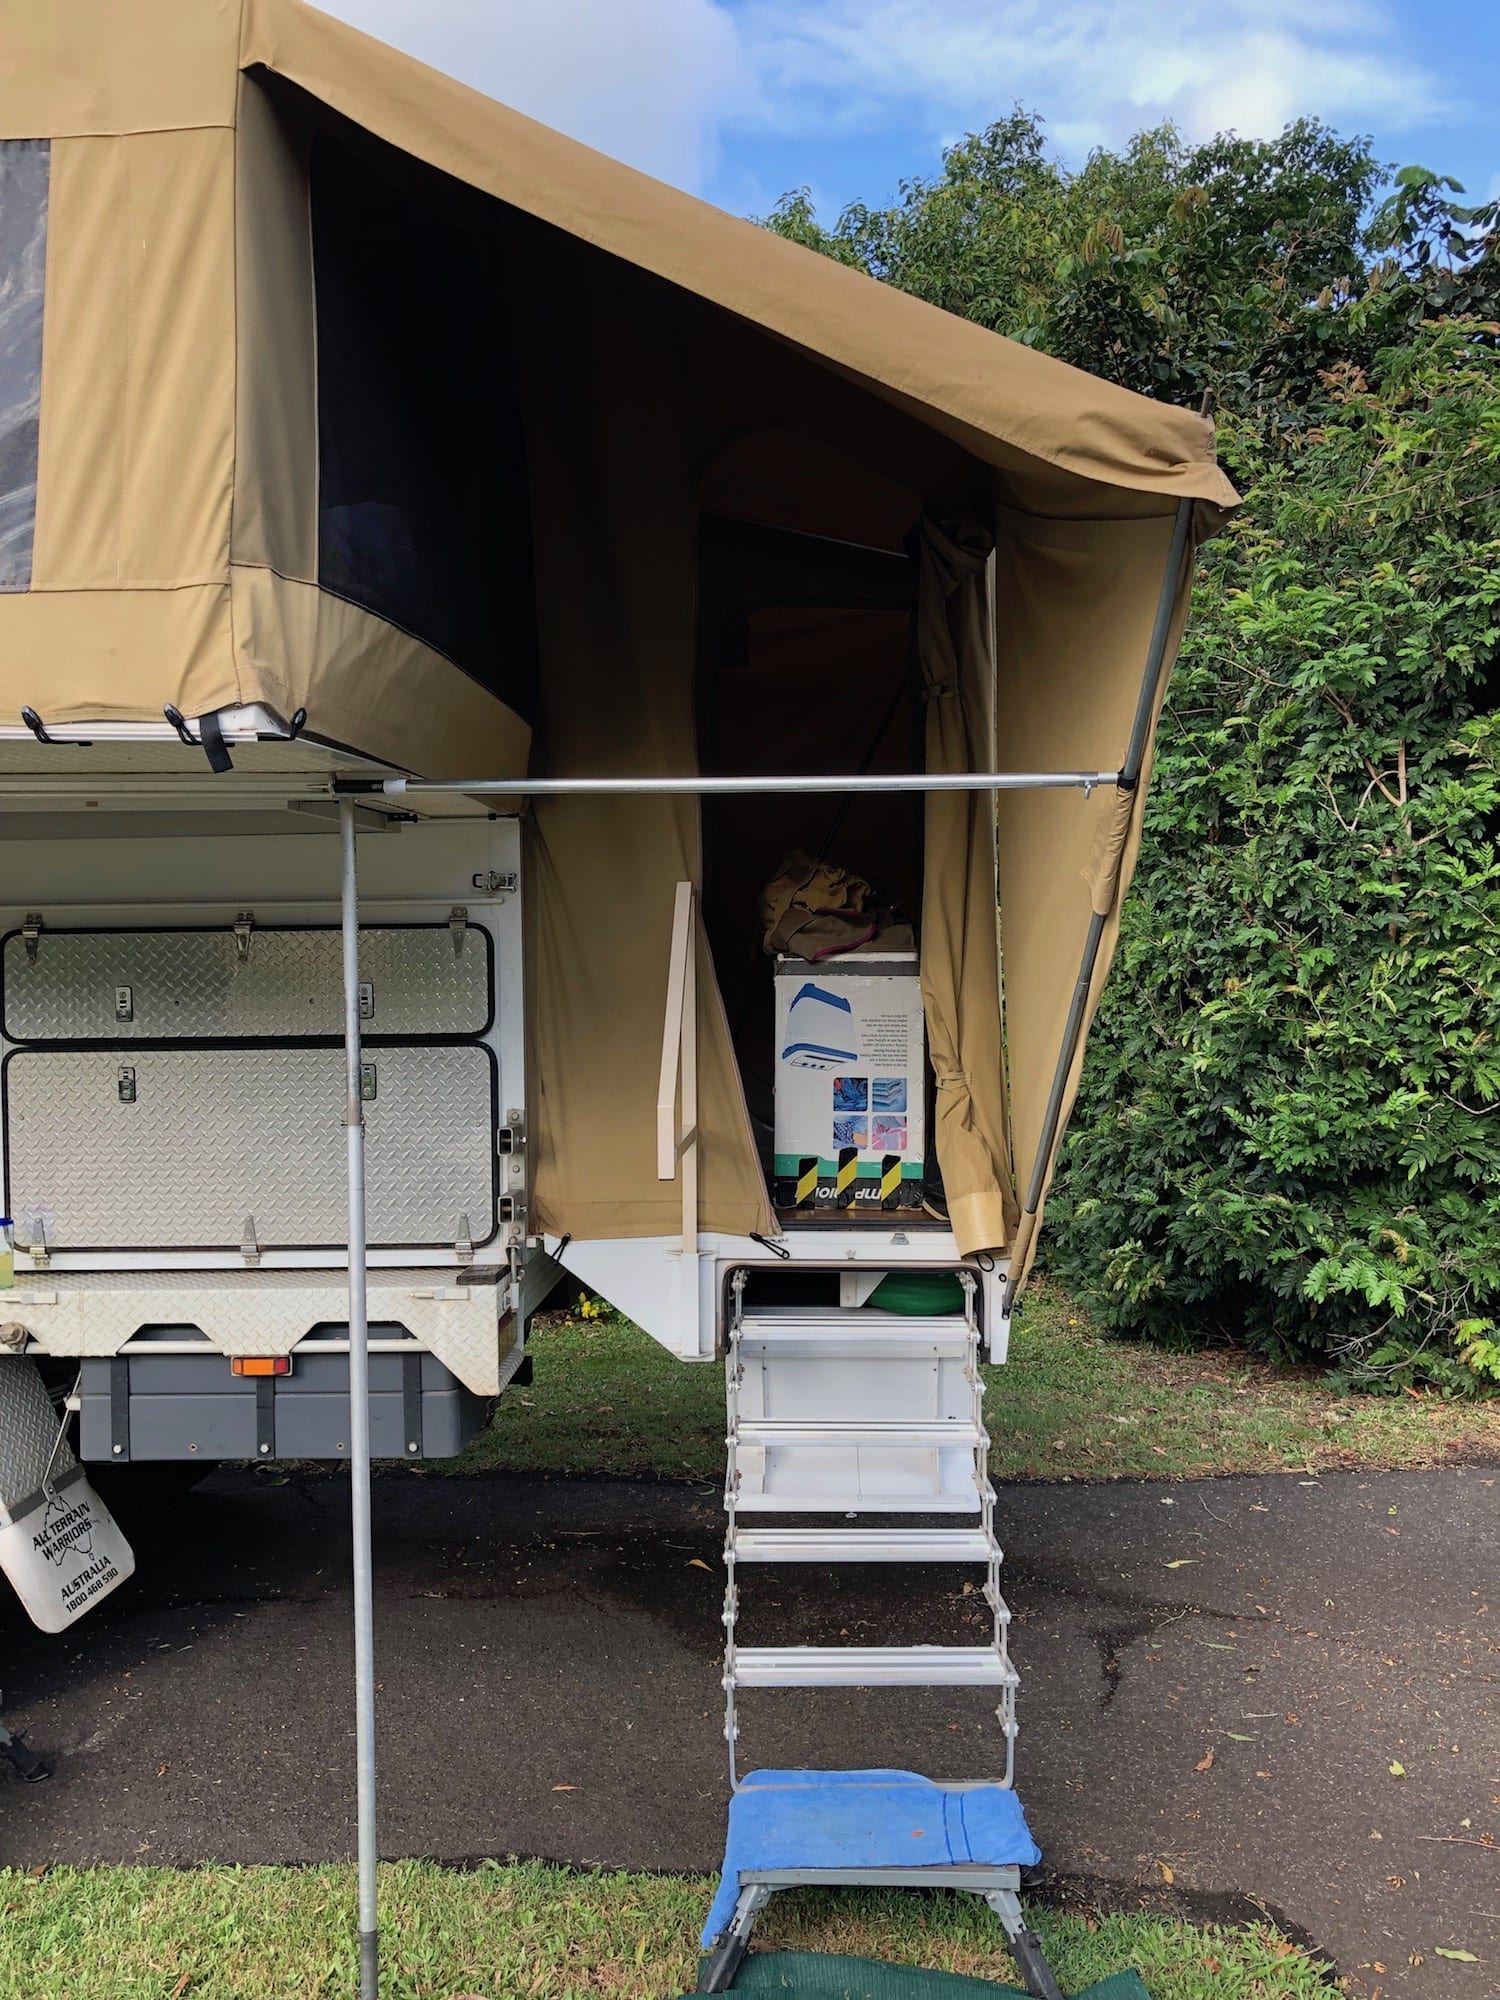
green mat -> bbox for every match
[866,1271,969,1316]
[686,1951,1149,1998]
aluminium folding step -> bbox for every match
[727,1301,992,1514]
[721,1268,1016,1784]
[732,1419,987,1449]
[734,1308,974,1360]
[728,1644,1020,1688]
[705,1272,1057,1998]
[728,1488,991,1514]
[730,1526,996,1562]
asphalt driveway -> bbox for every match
[1,1462,1494,1998]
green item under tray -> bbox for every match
[867,1271,969,1317]
[687,1951,1149,1998]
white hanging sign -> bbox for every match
[0,1473,135,1633]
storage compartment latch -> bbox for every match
[498,1112,526,1203]
[448,905,468,957]
[21,914,42,965]
[240,1214,262,1267]
[233,911,254,962]
[454,1213,474,1264]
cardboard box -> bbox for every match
[772,954,926,1212]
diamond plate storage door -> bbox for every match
[2,926,490,1042]
[4,1045,495,1250]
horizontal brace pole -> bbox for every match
[338,770,1121,799]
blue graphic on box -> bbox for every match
[781,981,857,1071]
[832,1076,910,1154]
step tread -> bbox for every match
[734,1419,986,1448]
[738,1308,972,1334]
[729,1491,988,1514]
[730,1644,1017,1688]
[730,1528,996,1562]
[736,1333,975,1359]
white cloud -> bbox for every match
[319,0,758,188]
[318,0,1447,195]
[732,1,1446,156]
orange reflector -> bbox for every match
[230,1356,291,1378]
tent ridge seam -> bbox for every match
[0,122,235,142]
[24,577,230,594]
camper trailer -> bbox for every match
[1,3,1237,1987]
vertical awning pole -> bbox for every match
[340,797,380,1999]
[1001,497,1195,1315]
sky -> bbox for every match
[325,0,1499,228]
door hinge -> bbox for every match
[233,911,254,962]
[22,913,42,964]
[241,1215,262,1267]
[448,905,469,957]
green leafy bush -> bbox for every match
[1047,319,1500,1390]
[768,128,1500,1387]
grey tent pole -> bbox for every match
[340,797,380,2000]
[1000,497,1196,1317]
[337,769,1118,799]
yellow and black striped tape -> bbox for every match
[795,1157,819,1206]
[879,1153,902,1207]
[835,1145,858,1207]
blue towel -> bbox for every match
[702,1771,1042,1946]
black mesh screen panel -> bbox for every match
[311,133,536,720]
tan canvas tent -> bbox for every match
[0,0,1237,1280]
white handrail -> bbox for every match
[656,881,698,1257]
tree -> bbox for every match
[765,113,1386,403]
[768,124,1500,1389]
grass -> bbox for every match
[456,1280,1500,1484]
[0,1859,1333,1999]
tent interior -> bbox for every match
[695,512,925,1193]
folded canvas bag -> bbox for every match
[759,851,915,960]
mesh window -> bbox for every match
[311,134,537,719]
[0,138,49,593]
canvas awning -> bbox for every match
[0,0,1238,1263]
